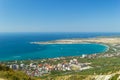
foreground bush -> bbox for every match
[0,64,35,80]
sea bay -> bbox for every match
[0,32,119,61]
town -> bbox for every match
[6,58,92,77]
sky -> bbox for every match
[0,0,120,32]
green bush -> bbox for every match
[0,64,35,80]
[110,74,119,80]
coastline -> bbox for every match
[0,43,108,61]
[2,38,120,80]
[30,37,113,53]
[30,37,120,54]
[0,42,109,62]
[97,43,110,53]
[30,37,120,44]
[29,38,112,59]
[2,37,120,61]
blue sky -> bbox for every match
[0,0,120,32]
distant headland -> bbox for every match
[30,37,120,44]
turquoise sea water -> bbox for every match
[0,32,119,61]
[0,44,107,61]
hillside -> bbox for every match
[0,64,35,80]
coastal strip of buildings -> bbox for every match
[6,58,92,77]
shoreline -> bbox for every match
[97,43,110,53]
[2,37,120,62]
[0,43,110,62]
[30,37,120,44]
[30,37,112,53]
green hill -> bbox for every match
[0,64,35,80]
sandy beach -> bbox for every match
[31,37,120,44]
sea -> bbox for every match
[0,32,119,61]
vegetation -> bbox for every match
[1,42,120,80]
[2,56,120,80]
[0,64,35,80]
[39,57,120,80]
[110,74,120,80]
